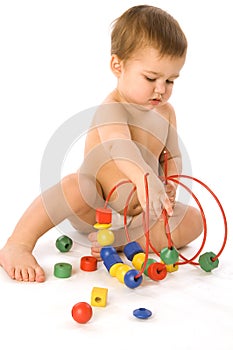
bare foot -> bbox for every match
[0,242,45,282]
[88,232,102,260]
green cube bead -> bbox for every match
[198,252,219,272]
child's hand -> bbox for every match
[136,173,173,220]
[164,180,176,208]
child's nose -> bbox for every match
[154,81,166,94]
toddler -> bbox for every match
[0,5,203,282]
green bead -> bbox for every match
[56,235,73,252]
[198,252,219,272]
[142,258,157,276]
[160,247,179,265]
[54,262,72,278]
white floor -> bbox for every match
[0,224,233,350]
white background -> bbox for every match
[0,1,232,349]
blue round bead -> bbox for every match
[100,246,116,260]
[133,308,152,319]
[123,241,144,261]
[124,269,143,289]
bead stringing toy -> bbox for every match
[95,151,228,288]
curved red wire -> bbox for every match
[168,175,228,261]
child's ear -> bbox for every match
[110,54,122,77]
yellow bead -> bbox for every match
[109,263,124,277]
[161,259,179,272]
[93,223,112,230]
[166,263,179,272]
[116,264,132,283]
[132,252,146,270]
[97,229,115,246]
[91,287,108,307]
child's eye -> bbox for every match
[145,76,156,82]
[166,80,174,84]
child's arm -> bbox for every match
[94,104,173,218]
[159,104,182,203]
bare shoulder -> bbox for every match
[155,102,177,126]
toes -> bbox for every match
[88,232,98,242]
[34,266,45,283]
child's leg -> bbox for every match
[0,172,103,282]
[89,202,203,259]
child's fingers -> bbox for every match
[160,194,173,216]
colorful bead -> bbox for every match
[142,258,157,276]
[133,308,152,319]
[54,262,72,278]
[198,252,219,272]
[97,229,115,246]
[165,262,179,273]
[103,253,123,271]
[71,302,93,324]
[109,263,123,277]
[148,262,167,281]
[55,235,73,252]
[160,247,179,265]
[124,269,143,288]
[80,256,98,271]
[100,246,116,260]
[91,287,108,307]
[93,222,112,230]
[96,207,112,224]
[124,241,144,261]
[132,252,146,270]
[116,264,132,283]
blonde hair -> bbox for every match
[111,5,187,60]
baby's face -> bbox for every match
[117,47,186,109]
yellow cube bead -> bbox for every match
[109,263,124,277]
[116,264,132,283]
[132,252,146,270]
[91,287,108,307]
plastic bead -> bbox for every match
[109,263,124,277]
[80,256,98,271]
[160,247,179,265]
[96,207,112,224]
[132,252,146,270]
[100,246,116,260]
[97,229,115,246]
[133,308,152,319]
[165,262,179,273]
[198,252,219,272]
[148,262,167,281]
[71,302,93,324]
[124,241,144,261]
[124,269,143,289]
[91,287,108,307]
[142,258,157,276]
[103,253,123,271]
[116,264,132,283]
[93,223,112,230]
[55,235,73,252]
[54,262,72,278]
